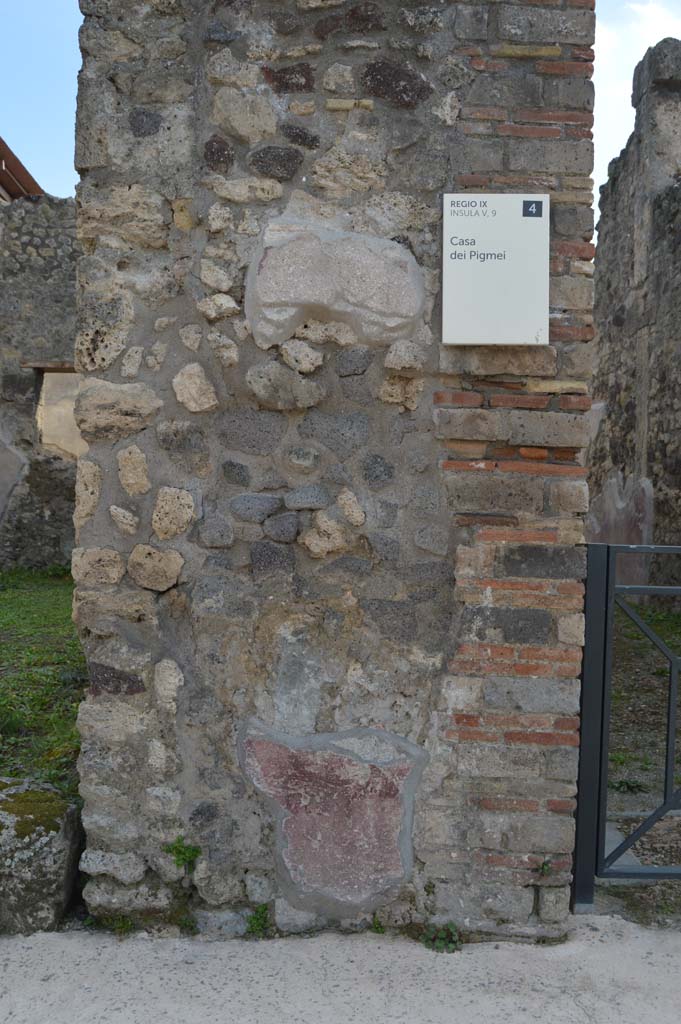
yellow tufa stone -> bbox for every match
[490,43,562,59]
[525,379,590,395]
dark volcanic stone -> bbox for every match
[361,60,433,108]
[251,540,296,575]
[337,346,372,377]
[315,3,385,38]
[284,484,331,510]
[129,109,162,137]
[346,3,386,32]
[270,12,299,35]
[219,409,287,455]
[264,512,299,543]
[248,145,304,182]
[263,63,315,94]
[204,134,235,174]
[222,459,251,486]
[281,123,320,149]
[299,410,369,458]
[230,493,283,523]
[89,663,145,697]
[313,13,344,40]
[362,454,395,485]
[203,19,240,45]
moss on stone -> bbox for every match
[2,789,68,839]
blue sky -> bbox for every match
[1,1,680,197]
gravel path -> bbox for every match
[1,915,679,1024]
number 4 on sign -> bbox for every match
[523,200,543,218]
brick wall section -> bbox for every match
[589,39,681,578]
[74,0,594,940]
[432,0,594,930]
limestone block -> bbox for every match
[207,49,261,88]
[245,199,426,348]
[153,659,184,712]
[299,511,348,558]
[117,445,151,496]
[127,545,184,592]
[74,460,102,532]
[109,506,139,536]
[152,487,195,540]
[200,260,233,292]
[204,174,283,204]
[323,63,355,94]
[207,331,239,369]
[120,346,144,379]
[72,547,126,585]
[197,293,240,321]
[0,780,81,934]
[76,288,134,372]
[295,320,358,347]
[78,184,170,250]
[80,849,147,886]
[172,363,219,413]
[72,588,158,637]
[211,87,277,144]
[246,361,326,410]
[312,145,386,198]
[75,379,163,441]
[180,325,202,351]
[83,877,173,915]
[378,375,424,411]
[337,488,366,526]
[281,339,324,373]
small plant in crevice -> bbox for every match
[534,858,553,877]
[163,835,202,872]
[85,914,136,939]
[421,922,461,954]
[246,903,273,938]
[370,913,385,934]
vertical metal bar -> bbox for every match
[573,544,610,907]
[664,659,679,802]
[595,546,618,876]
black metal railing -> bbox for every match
[573,544,681,907]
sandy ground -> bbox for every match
[1,915,680,1024]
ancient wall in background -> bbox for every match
[589,39,681,578]
[74,0,594,939]
[0,196,79,569]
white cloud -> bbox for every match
[595,2,681,191]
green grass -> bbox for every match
[0,567,86,798]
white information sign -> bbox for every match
[442,193,550,346]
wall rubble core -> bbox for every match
[74,0,594,939]
[589,38,681,575]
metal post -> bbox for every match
[572,544,609,909]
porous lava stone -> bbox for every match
[129,108,162,137]
[346,3,386,32]
[203,19,240,45]
[314,2,385,39]
[281,123,320,149]
[263,63,315,94]
[248,145,304,181]
[361,60,433,108]
[313,13,343,40]
[89,663,145,697]
[270,11,299,35]
[204,134,235,174]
